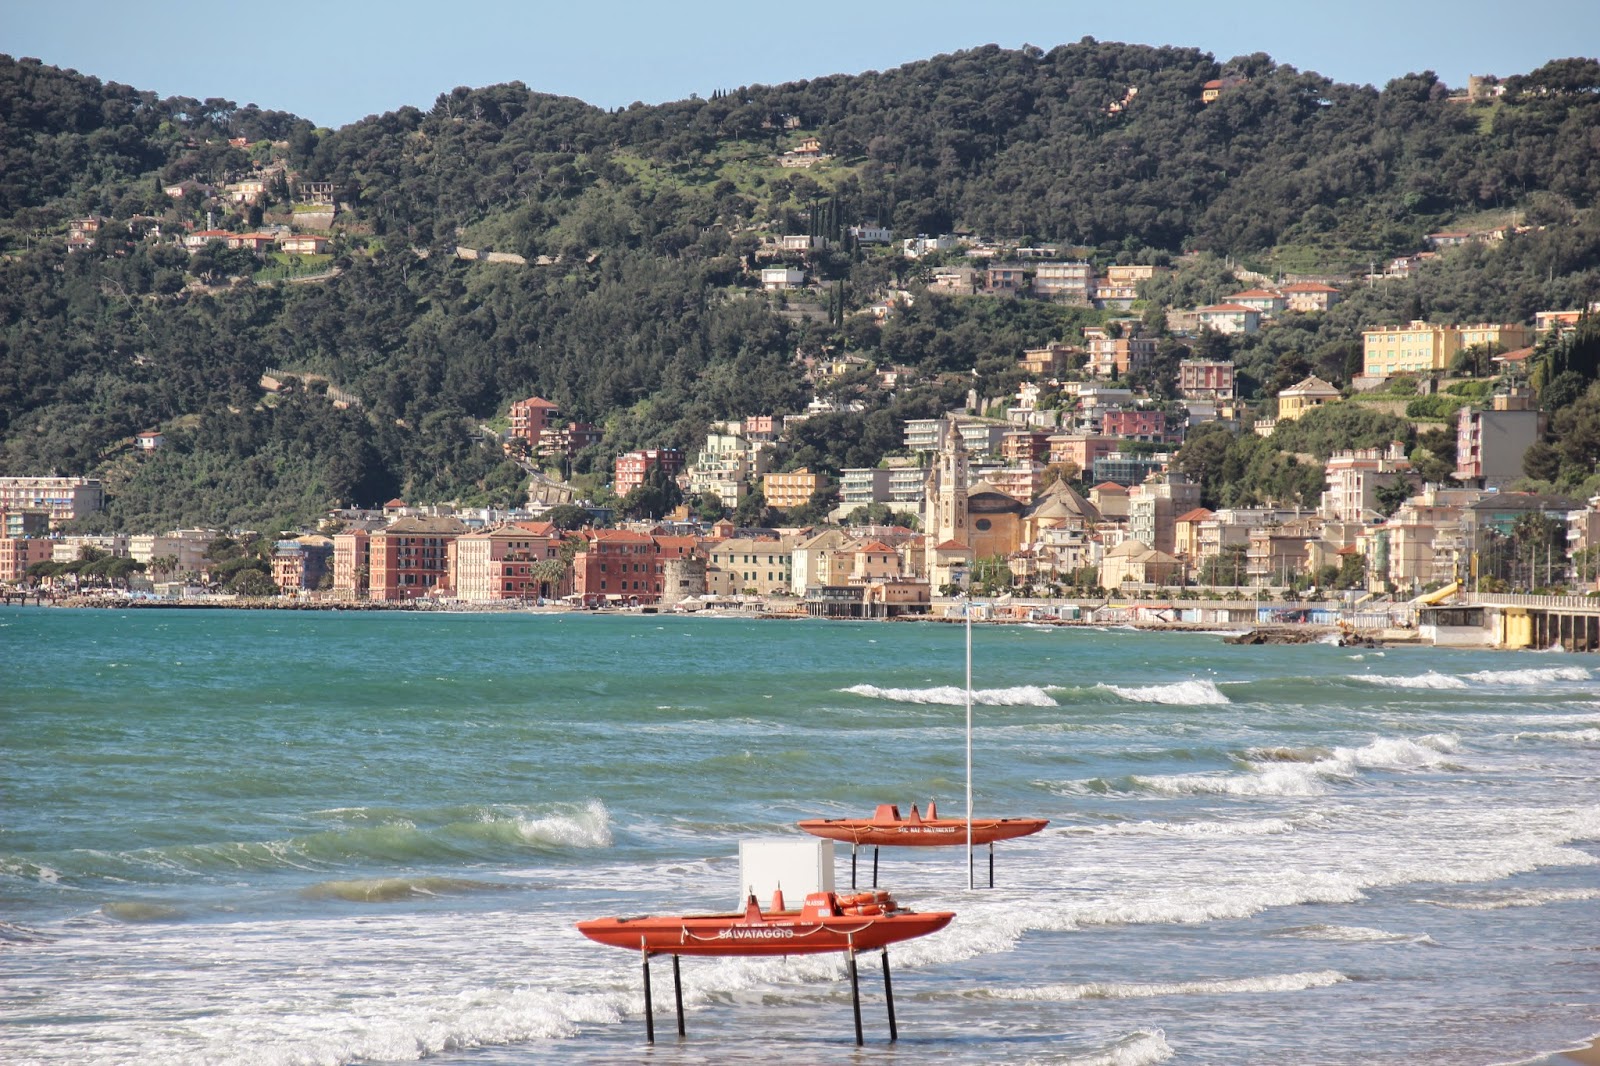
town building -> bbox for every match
[1280,282,1342,313]
[1082,325,1156,378]
[508,396,561,449]
[1225,289,1288,316]
[614,448,685,497]
[1455,388,1543,490]
[0,537,55,583]
[705,536,795,597]
[367,517,466,601]
[0,477,105,528]
[1319,444,1413,523]
[452,524,563,602]
[1032,261,1094,304]
[1020,342,1081,377]
[761,267,805,290]
[1362,321,1536,379]
[762,468,826,510]
[1128,473,1202,556]
[1178,359,1236,400]
[1276,376,1341,422]
[271,536,334,592]
[1195,304,1261,335]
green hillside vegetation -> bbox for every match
[2,46,1600,531]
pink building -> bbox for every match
[614,448,685,496]
[1101,408,1169,442]
[1178,359,1236,400]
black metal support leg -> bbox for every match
[848,947,863,1046]
[872,846,879,888]
[641,945,654,1044]
[989,841,995,889]
[672,954,685,1037]
[882,949,898,1042]
[851,842,858,889]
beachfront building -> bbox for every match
[271,536,334,593]
[705,535,796,597]
[368,516,467,601]
[571,529,660,605]
[452,524,564,602]
[0,536,55,583]
[332,530,371,597]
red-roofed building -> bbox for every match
[1281,282,1342,313]
[1226,289,1287,315]
[451,525,564,602]
[509,396,561,448]
[571,529,661,605]
[1174,507,1214,561]
[1196,304,1261,335]
[614,448,685,497]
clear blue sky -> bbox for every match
[8,0,1598,129]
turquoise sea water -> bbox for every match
[2,606,1598,1065]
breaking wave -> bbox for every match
[302,876,509,902]
[1271,924,1436,945]
[840,683,1058,706]
[992,969,1349,1001]
[1422,887,1600,911]
[1127,735,1460,797]
[1352,671,1469,690]
[1096,679,1231,705]
[1466,666,1591,685]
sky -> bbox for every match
[8,0,1599,129]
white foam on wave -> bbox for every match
[1060,1030,1175,1066]
[1272,924,1436,945]
[840,683,1058,706]
[1513,727,1600,744]
[1467,666,1591,685]
[1129,735,1460,797]
[1097,679,1230,705]
[1071,816,1310,839]
[994,969,1349,1001]
[1353,670,1469,690]
[1422,887,1600,911]
[506,799,613,848]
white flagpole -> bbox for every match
[965,594,974,890]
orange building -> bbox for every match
[571,529,661,605]
[509,396,561,447]
[368,517,467,601]
[614,448,685,497]
[0,537,55,583]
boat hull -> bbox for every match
[578,910,953,956]
[797,816,1048,847]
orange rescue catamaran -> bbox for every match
[578,887,953,1045]
[578,887,953,956]
[798,800,1048,848]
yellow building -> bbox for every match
[1276,375,1341,421]
[762,468,826,510]
[1362,321,1534,379]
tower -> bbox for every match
[924,419,970,546]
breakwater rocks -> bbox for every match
[56,596,447,611]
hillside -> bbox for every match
[2,45,1599,532]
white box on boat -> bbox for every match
[738,838,835,906]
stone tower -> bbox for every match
[924,419,970,546]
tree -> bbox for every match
[227,569,277,596]
[544,504,592,530]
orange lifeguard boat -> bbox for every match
[577,888,953,957]
[797,801,1048,848]
[578,888,952,1045]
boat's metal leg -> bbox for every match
[848,946,863,1046]
[989,841,995,889]
[872,846,879,888]
[641,944,654,1044]
[882,948,898,1042]
[851,842,858,889]
[672,954,685,1038]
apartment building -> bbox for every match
[0,477,104,527]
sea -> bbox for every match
[2,606,1598,1066]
